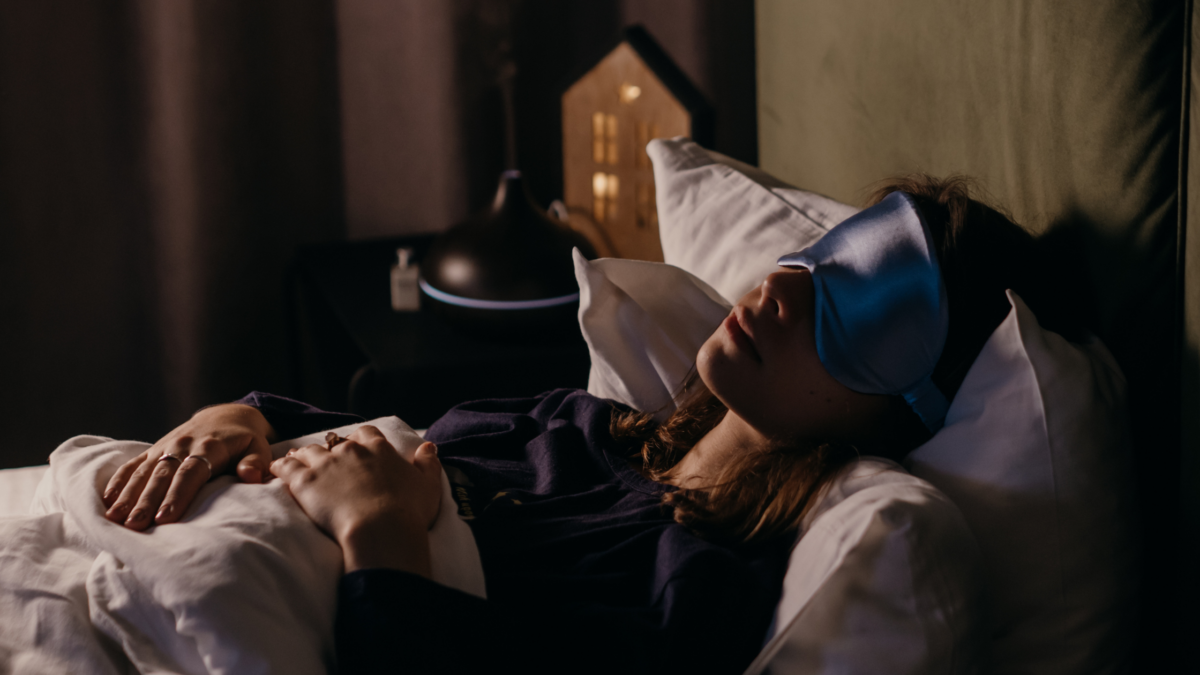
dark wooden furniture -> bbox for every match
[288,236,591,429]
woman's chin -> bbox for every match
[696,343,746,408]
[695,339,722,385]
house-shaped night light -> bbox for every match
[562,26,713,262]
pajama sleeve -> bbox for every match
[234,391,365,441]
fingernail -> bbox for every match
[109,503,130,518]
[102,489,115,502]
[128,509,147,524]
[156,505,173,521]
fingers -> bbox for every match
[103,450,148,508]
[413,442,443,528]
[104,439,223,530]
[154,455,214,525]
[270,453,310,484]
[236,433,273,485]
[290,443,331,465]
[413,442,440,474]
[123,452,191,531]
[105,452,160,527]
[271,441,326,479]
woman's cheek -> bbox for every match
[695,336,724,391]
[697,338,759,417]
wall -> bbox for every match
[334,0,758,239]
[756,0,1187,668]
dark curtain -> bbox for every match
[0,0,345,468]
[0,0,756,468]
[337,0,758,237]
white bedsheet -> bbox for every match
[0,464,48,517]
[0,417,484,675]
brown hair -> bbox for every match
[613,174,1047,546]
[611,370,859,546]
[867,175,1053,401]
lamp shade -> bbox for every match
[419,170,598,341]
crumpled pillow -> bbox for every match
[649,136,858,301]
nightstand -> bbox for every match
[288,236,591,428]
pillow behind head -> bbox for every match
[575,254,987,673]
[580,140,1138,673]
[575,253,1136,674]
[905,291,1137,675]
[648,137,858,301]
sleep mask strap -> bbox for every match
[777,191,950,433]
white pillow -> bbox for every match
[579,139,1138,673]
[574,249,730,420]
[746,458,987,675]
[575,254,987,674]
[906,292,1137,675]
[649,137,859,301]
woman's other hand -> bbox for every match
[270,426,442,578]
[102,404,275,531]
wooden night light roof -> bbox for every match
[561,26,712,262]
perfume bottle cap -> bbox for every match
[396,247,413,270]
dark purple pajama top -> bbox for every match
[237,389,789,675]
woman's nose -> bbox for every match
[760,274,787,319]
[762,268,811,322]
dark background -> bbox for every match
[0,0,757,468]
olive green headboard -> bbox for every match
[755,0,1193,669]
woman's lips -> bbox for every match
[723,311,762,363]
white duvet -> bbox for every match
[0,417,485,675]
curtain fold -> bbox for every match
[0,0,754,468]
[0,1,345,466]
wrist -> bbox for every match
[339,515,432,578]
[230,403,277,443]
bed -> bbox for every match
[752,2,1193,670]
[1,1,1192,672]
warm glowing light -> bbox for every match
[619,83,641,103]
[593,172,619,222]
[441,255,475,286]
[592,112,605,163]
[605,114,618,164]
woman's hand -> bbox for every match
[270,426,442,578]
[102,404,275,531]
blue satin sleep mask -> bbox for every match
[776,191,950,432]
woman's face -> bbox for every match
[696,268,892,441]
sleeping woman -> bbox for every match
[99,175,1051,674]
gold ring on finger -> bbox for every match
[324,432,348,451]
[157,452,185,465]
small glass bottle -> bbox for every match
[390,246,419,311]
